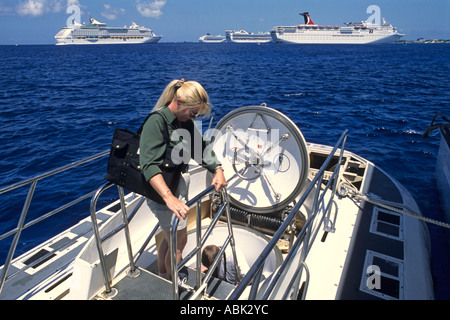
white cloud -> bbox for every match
[17,0,45,16]
[136,0,166,19]
[17,0,64,16]
[101,4,125,20]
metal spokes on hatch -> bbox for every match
[212,105,310,214]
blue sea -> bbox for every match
[0,43,449,299]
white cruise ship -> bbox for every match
[55,18,162,45]
[271,12,404,44]
[226,30,272,43]
[199,34,226,43]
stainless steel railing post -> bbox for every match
[0,181,37,294]
[222,188,241,283]
[195,199,202,289]
[117,186,139,277]
[171,217,180,300]
[89,182,117,298]
[170,175,243,300]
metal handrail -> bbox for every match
[88,177,238,299]
[0,150,109,295]
[89,182,148,297]
[230,130,348,300]
[170,183,240,300]
[0,151,109,195]
[170,184,215,299]
[89,182,117,296]
[87,169,240,299]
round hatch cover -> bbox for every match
[212,106,309,214]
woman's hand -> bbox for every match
[212,167,227,191]
[163,191,190,220]
[150,173,190,220]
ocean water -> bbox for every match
[0,43,449,299]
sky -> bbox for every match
[0,0,449,44]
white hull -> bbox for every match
[199,40,226,44]
[436,127,450,222]
[0,148,433,300]
[55,36,161,46]
[199,35,226,43]
[271,29,402,44]
[226,30,272,43]
[228,38,272,44]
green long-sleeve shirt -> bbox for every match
[139,106,221,182]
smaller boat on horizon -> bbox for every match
[226,30,272,44]
[198,34,226,43]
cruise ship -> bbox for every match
[55,18,162,45]
[271,12,404,44]
[226,30,272,43]
[199,34,226,43]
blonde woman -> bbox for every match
[140,79,226,281]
